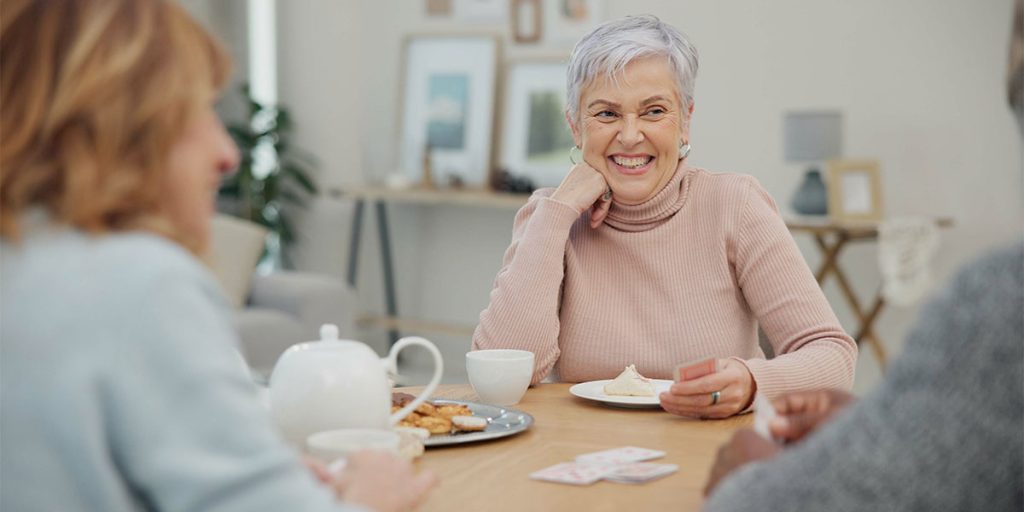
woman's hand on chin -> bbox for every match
[659,359,755,419]
[551,162,612,228]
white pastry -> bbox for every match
[603,364,655,396]
[451,415,488,432]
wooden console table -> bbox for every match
[785,216,953,369]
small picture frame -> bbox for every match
[399,35,500,187]
[827,159,884,221]
[510,0,542,44]
[499,59,573,187]
[425,0,452,16]
[542,0,604,45]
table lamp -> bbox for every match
[783,110,842,215]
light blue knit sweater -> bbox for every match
[0,224,362,512]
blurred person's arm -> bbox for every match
[104,248,431,512]
[703,244,1024,511]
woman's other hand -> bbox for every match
[659,359,754,418]
[334,451,438,512]
[702,429,780,496]
[551,162,612,228]
[768,389,856,444]
[302,455,333,485]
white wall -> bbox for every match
[215,0,1022,389]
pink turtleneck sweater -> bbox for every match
[472,165,857,399]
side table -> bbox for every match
[785,216,953,369]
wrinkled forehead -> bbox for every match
[579,55,683,105]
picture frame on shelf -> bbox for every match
[827,159,885,221]
[499,59,573,188]
[543,0,604,45]
[425,0,452,17]
[399,35,499,188]
[510,0,542,44]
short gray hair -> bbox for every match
[566,15,699,122]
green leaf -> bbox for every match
[279,188,309,207]
[216,82,319,255]
[281,164,317,194]
[278,213,296,245]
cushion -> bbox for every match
[208,214,268,308]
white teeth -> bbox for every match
[612,156,652,169]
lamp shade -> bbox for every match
[783,111,842,162]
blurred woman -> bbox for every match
[473,15,857,418]
[702,2,1023,508]
[0,1,434,510]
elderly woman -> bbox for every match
[472,15,857,418]
[0,1,433,510]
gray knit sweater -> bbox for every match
[705,242,1024,511]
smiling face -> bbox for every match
[568,56,692,205]
[162,93,239,252]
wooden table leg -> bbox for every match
[855,294,888,369]
[346,198,364,288]
[810,232,888,370]
[375,200,400,345]
[813,233,845,283]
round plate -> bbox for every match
[569,379,673,409]
[422,399,534,447]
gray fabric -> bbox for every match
[237,271,358,377]
[234,308,307,378]
[0,226,360,512]
[705,242,1024,512]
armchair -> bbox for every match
[208,214,358,379]
[238,271,357,377]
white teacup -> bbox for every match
[466,349,535,406]
[306,428,401,463]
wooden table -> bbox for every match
[408,383,751,512]
[785,216,953,369]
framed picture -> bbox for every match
[543,0,604,45]
[827,159,885,221]
[425,0,452,16]
[499,59,574,187]
[510,0,542,44]
[399,35,499,187]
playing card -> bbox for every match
[753,393,780,442]
[576,446,666,465]
[604,462,679,484]
[529,462,616,485]
[674,357,719,382]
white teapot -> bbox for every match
[269,324,443,447]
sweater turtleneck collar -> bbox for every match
[603,162,692,232]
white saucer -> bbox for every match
[569,379,673,409]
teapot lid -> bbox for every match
[320,324,340,341]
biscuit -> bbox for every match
[415,402,437,416]
[391,393,481,437]
[436,404,473,418]
[417,415,453,435]
[452,415,487,432]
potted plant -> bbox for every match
[218,84,317,267]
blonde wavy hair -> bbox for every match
[0,0,230,254]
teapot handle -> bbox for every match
[386,336,444,427]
